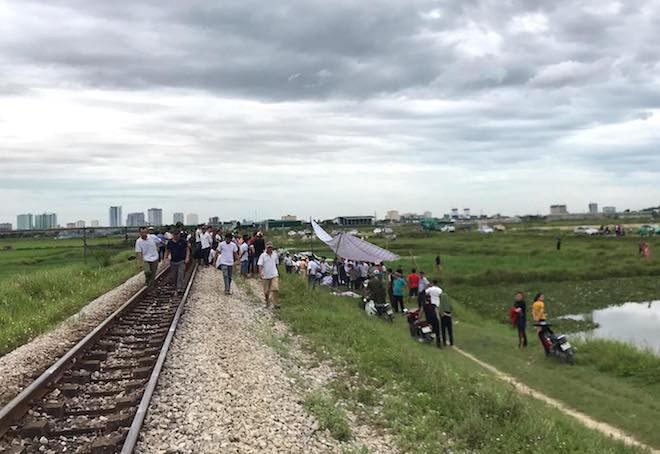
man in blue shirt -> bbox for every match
[165,230,191,293]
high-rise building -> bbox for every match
[173,212,184,224]
[451,208,459,218]
[186,213,199,225]
[588,203,598,214]
[91,220,100,227]
[422,211,433,219]
[208,216,220,226]
[550,205,568,215]
[603,206,616,214]
[385,210,400,221]
[17,214,33,230]
[76,220,85,228]
[463,208,471,218]
[147,208,163,226]
[109,206,122,227]
[66,222,76,228]
[34,213,58,229]
[281,214,297,221]
[127,212,146,227]
[0,223,12,231]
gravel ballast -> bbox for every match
[137,267,398,453]
[0,270,147,407]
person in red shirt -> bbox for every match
[407,268,420,306]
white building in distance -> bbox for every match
[17,213,33,230]
[186,213,199,225]
[127,212,145,227]
[147,208,163,226]
[109,206,122,227]
[173,212,184,224]
[34,213,57,229]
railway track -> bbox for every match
[0,263,198,454]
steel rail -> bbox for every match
[121,263,198,453]
[0,265,170,437]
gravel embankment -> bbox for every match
[137,268,398,453]
[0,271,147,407]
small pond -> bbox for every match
[561,300,660,355]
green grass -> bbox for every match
[303,390,352,441]
[0,236,133,283]
[0,250,141,356]
[276,275,643,453]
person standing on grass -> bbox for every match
[532,293,550,354]
[392,272,407,313]
[284,253,294,274]
[331,260,339,287]
[407,268,420,307]
[239,234,250,278]
[135,226,161,288]
[387,270,395,306]
[555,234,562,251]
[165,230,191,294]
[511,291,528,348]
[215,233,239,295]
[348,263,359,290]
[435,255,442,273]
[258,241,280,308]
[417,271,429,308]
[439,291,454,346]
[424,279,443,348]
[307,257,320,288]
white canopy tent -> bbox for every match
[310,219,399,263]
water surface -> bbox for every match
[564,300,660,354]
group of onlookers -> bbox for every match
[135,226,281,307]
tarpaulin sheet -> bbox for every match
[311,219,399,263]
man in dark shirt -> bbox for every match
[165,231,191,293]
[252,231,266,272]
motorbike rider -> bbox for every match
[424,280,443,348]
[532,293,550,354]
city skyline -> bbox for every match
[2,1,660,222]
[6,199,651,230]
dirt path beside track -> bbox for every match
[454,346,658,453]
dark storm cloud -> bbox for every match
[1,0,660,223]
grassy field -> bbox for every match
[268,227,660,450]
[275,275,645,453]
[0,236,132,282]
[0,237,138,356]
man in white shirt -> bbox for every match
[424,280,443,348]
[257,241,280,308]
[307,258,320,288]
[239,234,250,277]
[215,232,239,295]
[200,226,213,266]
[135,226,161,288]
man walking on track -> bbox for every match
[258,241,280,308]
[135,226,161,288]
[165,230,190,294]
[216,233,239,295]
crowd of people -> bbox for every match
[134,225,282,307]
[134,226,456,348]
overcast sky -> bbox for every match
[2,0,660,225]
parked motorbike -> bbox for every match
[404,308,435,343]
[534,321,576,365]
[363,297,395,323]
